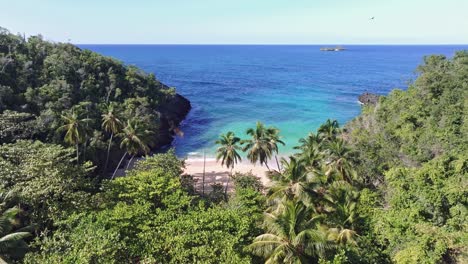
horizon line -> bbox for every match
[75,43,468,46]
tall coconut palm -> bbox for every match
[249,200,329,263]
[0,206,31,263]
[111,120,153,179]
[215,131,242,195]
[57,111,91,163]
[267,127,285,171]
[242,121,276,170]
[101,104,123,172]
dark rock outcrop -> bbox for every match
[358,92,380,105]
[156,93,191,147]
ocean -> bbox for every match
[79,45,467,158]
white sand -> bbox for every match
[183,158,277,192]
[115,156,281,193]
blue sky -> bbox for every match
[2,0,467,44]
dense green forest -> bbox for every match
[0,27,467,263]
[0,27,190,175]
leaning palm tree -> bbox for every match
[111,120,153,179]
[242,121,276,170]
[215,131,242,195]
[249,200,329,263]
[0,206,31,263]
[57,111,91,163]
[101,104,123,172]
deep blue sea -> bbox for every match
[79,45,467,157]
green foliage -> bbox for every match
[242,121,284,169]
[250,122,369,263]
[25,213,125,264]
[0,27,182,172]
[2,25,466,263]
[346,51,468,183]
[25,151,262,263]
[0,110,40,142]
[0,140,93,229]
[0,194,32,263]
[147,205,256,264]
[373,154,467,263]
[346,51,468,263]
[250,200,330,263]
[232,171,264,192]
[215,131,242,169]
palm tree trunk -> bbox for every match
[76,143,79,163]
[103,133,113,172]
[83,139,86,161]
[264,161,270,171]
[275,155,281,171]
[126,154,136,171]
[224,167,232,200]
[112,152,127,180]
[106,88,113,104]
[202,149,206,195]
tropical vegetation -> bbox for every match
[0,26,466,263]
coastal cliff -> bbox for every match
[157,93,191,147]
[0,27,191,172]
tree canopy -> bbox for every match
[1,26,466,263]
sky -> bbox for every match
[1,0,468,44]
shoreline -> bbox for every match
[183,158,282,192]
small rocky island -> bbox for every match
[320,46,346,51]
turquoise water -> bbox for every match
[80,45,467,157]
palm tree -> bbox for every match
[249,200,329,263]
[318,119,340,141]
[294,132,322,152]
[57,111,91,163]
[324,181,359,246]
[268,157,330,215]
[215,131,242,196]
[267,127,285,171]
[325,138,357,183]
[242,121,277,170]
[101,104,123,172]
[0,192,31,263]
[267,157,309,204]
[294,132,324,170]
[111,120,153,179]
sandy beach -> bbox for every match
[183,158,277,192]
